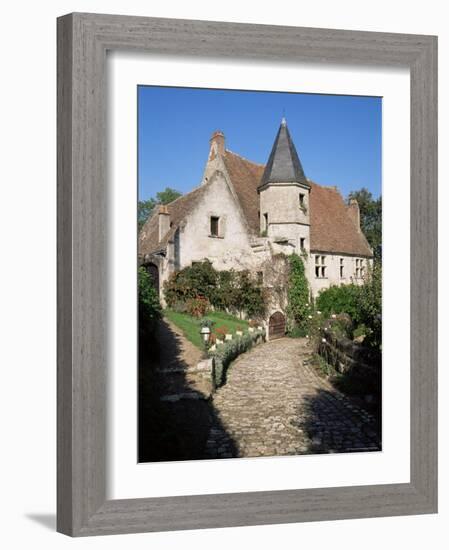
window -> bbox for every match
[340,258,344,278]
[315,255,327,278]
[355,258,365,278]
[300,237,305,251]
[210,216,219,237]
[263,212,268,231]
[299,193,305,208]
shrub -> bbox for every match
[315,262,382,350]
[164,260,217,306]
[355,262,382,349]
[164,261,266,318]
[213,270,236,311]
[215,325,230,339]
[231,270,266,318]
[199,317,215,329]
[353,324,367,340]
[304,311,324,348]
[210,328,265,387]
[185,296,210,318]
[316,284,360,321]
[287,254,310,328]
[138,266,161,331]
[170,301,189,314]
[287,325,308,338]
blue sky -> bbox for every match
[138,86,381,201]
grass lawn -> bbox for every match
[164,309,249,350]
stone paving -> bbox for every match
[205,338,380,459]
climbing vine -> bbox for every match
[287,253,310,328]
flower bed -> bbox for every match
[209,328,265,388]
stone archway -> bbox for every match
[268,311,286,340]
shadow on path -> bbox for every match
[139,319,237,462]
[293,386,381,454]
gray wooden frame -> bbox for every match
[57,12,438,537]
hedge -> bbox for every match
[209,328,265,388]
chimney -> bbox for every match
[158,205,170,242]
[347,198,360,230]
[209,130,225,160]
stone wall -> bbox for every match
[318,325,381,386]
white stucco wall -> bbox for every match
[307,252,373,297]
[178,173,260,272]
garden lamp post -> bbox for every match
[200,326,211,343]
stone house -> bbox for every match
[139,119,373,337]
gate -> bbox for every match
[268,311,286,340]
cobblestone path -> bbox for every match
[205,338,380,458]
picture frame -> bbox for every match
[57,12,437,536]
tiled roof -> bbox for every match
[139,149,373,259]
[138,184,208,257]
[224,150,372,256]
[308,182,373,256]
[222,150,265,234]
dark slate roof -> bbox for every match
[258,119,309,188]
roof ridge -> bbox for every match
[164,180,209,208]
[308,180,344,196]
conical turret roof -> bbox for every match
[259,118,308,188]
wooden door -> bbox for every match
[269,311,285,340]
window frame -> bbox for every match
[315,254,327,278]
[210,215,220,237]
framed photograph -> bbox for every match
[57,13,437,536]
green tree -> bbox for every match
[287,254,310,327]
[155,187,182,205]
[138,187,182,230]
[348,188,382,261]
[138,266,161,331]
[138,199,156,229]
[355,261,382,349]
